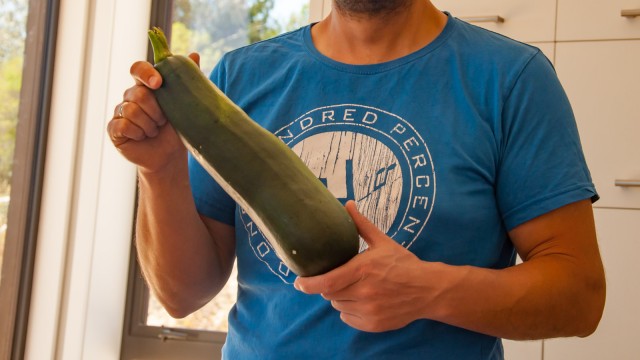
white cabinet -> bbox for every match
[432,0,557,43]
[503,340,543,360]
[550,3,640,359]
[555,40,640,209]
[535,42,555,64]
[557,0,640,41]
[544,209,640,359]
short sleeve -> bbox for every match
[188,153,236,225]
[496,50,598,230]
[209,54,228,90]
[187,58,236,225]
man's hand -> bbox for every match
[107,53,201,174]
[294,199,605,339]
[294,201,433,332]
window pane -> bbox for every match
[0,0,28,274]
[168,0,309,77]
[145,0,309,333]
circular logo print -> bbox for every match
[239,104,436,283]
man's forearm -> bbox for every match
[135,160,232,318]
[426,255,605,340]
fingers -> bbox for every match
[330,299,360,318]
[108,52,202,152]
[345,200,389,249]
[130,50,201,89]
[113,101,161,137]
[108,84,166,147]
[294,263,362,295]
[130,60,162,89]
[122,85,167,126]
[107,117,145,146]
[296,202,397,294]
[188,52,200,67]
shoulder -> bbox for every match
[449,15,539,56]
[444,14,547,73]
[437,14,556,102]
[209,26,310,93]
[219,26,309,69]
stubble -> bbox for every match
[332,0,413,18]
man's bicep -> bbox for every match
[507,199,606,336]
[509,199,600,264]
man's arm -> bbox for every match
[108,56,236,319]
[136,163,236,319]
[430,198,605,339]
[294,199,606,339]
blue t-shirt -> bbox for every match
[188,13,597,360]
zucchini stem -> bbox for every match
[148,27,173,64]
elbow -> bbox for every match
[577,277,606,337]
[574,270,607,338]
[163,301,196,319]
[154,286,215,319]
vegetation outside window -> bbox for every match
[0,0,59,358]
[0,2,26,265]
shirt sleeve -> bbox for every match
[187,57,236,225]
[496,50,598,231]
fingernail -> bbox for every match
[293,280,302,291]
[149,76,160,88]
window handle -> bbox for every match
[621,9,640,17]
[158,328,190,342]
[615,179,640,187]
[460,15,505,24]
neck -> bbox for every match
[311,1,447,65]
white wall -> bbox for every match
[24,0,151,358]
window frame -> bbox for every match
[0,0,60,359]
[120,1,226,358]
[121,235,225,360]
[120,1,325,358]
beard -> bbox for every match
[333,0,413,17]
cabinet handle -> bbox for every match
[621,9,640,17]
[615,179,640,187]
[460,15,505,24]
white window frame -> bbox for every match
[22,0,327,359]
[24,0,151,359]
[0,0,60,358]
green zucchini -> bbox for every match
[148,27,359,277]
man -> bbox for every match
[108,0,606,358]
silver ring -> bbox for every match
[118,103,125,118]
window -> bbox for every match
[0,0,59,358]
[121,1,313,359]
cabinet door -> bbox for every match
[535,42,555,64]
[503,340,542,360]
[432,0,557,43]
[555,40,640,209]
[544,208,640,359]
[557,0,640,41]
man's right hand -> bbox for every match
[107,53,200,174]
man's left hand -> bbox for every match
[294,201,434,332]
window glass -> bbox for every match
[0,0,28,274]
[145,0,309,333]
[168,0,309,77]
